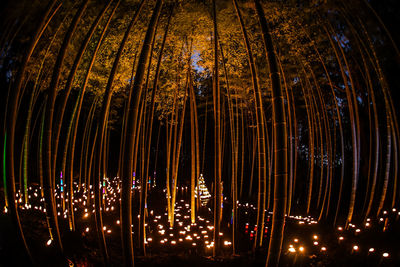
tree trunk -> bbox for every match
[254,1,288,266]
[121,1,162,265]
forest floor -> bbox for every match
[1,178,399,266]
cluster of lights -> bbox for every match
[3,177,397,264]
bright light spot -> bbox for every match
[224,241,232,246]
[46,239,52,246]
[294,238,298,243]
[85,227,89,232]
[299,246,304,252]
[321,247,327,251]
[288,247,296,253]
[369,248,375,252]
[313,241,318,245]
[383,253,389,258]
[353,245,358,251]
[313,235,318,240]
[339,236,344,241]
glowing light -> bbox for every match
[369,248,374,252]
[383,252,389,258]
[224,241,232,246]
[339,236,344,241]
[321,247,327,251]
[313,241,318,245]
[353,245,359,251]
[288,247,296,253]
[46,239,52,246]
[294,238,298,243]
[313,235,318,240]
[299,246,305,252]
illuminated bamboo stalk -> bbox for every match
[171,72,189,227]
[82,100,97,194]
[233,0,266,248]
[190,68,197,224]
[289,84,298,211]
[218,39,237,252]
[121,1,161,265]
[277,56,293,216]
[239,105,245,199]
[299,73,314,215]
[169,73,180,226]
[248,113,257,198]
[39,98,47,198]
[139,16,160,255]
[201,99,208,173]
[166,81,179,225]
[142,8,172,252]
[391,123,398,208]
[255,1,287,266]
[212,0,222,256]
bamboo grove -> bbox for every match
[0,0,399,266]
